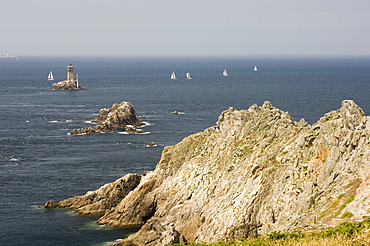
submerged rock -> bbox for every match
[47,100,370,245]
[70,101,145,135]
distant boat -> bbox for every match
[254,66,258,71]
[223,69,228,77]
[171,71,178,80]
[186,72,192,80]
[48,71,54,81]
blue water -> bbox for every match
[1,56,370,245]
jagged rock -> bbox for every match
[44,200,57,208]
[70,101,144,135]
[125,125,145,134]
[47,100,370,245]
[44,173,141,215]
[92,102,144,128]
[147,142,158,147]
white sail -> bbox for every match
[254,66,258,71]
[223,69,228,76]
[186,72,192,80]
[171,71,177,80]
[48,71,54,81]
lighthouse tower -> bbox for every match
[67,64,74,83]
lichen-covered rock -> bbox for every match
[48,100,370,245]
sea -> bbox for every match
[1,56,370,246]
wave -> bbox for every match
[118,131,151,135]
[2,163,19,167]
[67,132,87,136]
[141,121,153,127]
[49,119,76,123]
[84,121,98,124]
[0,156,21,167]
[172,111,186,115]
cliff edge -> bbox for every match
[45,100,370,245]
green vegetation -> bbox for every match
[174,218,370,246]
[319,192,357,220]
[341,212,354,219]
[334,195,355,217]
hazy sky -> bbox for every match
[1,0,369,57]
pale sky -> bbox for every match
[1,0,370,57]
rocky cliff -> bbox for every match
[45,100,370,245]
[70,101,145,135]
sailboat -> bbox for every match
[223,69,228,77]
[254,66,258,71]
[186,72,192,80]
[171,71,178,80]
[48,71,54,81]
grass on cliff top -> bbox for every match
[174,218,370,246]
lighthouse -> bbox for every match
[50,64,87,90]
[67,64,74,82]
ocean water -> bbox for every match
[1,56,370,245]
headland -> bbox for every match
[45,100,370,245]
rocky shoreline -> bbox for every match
[70,101,145,135]
[45,100,370,245]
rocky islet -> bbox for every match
[70,101,145,135]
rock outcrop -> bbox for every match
[46,100,370,245]
[70,101,145,135]
[44,173,141,215]
[51,80,87,90]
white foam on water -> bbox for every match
[85,121,98,124]
[141,121,153,127]
[118,131,151,135]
